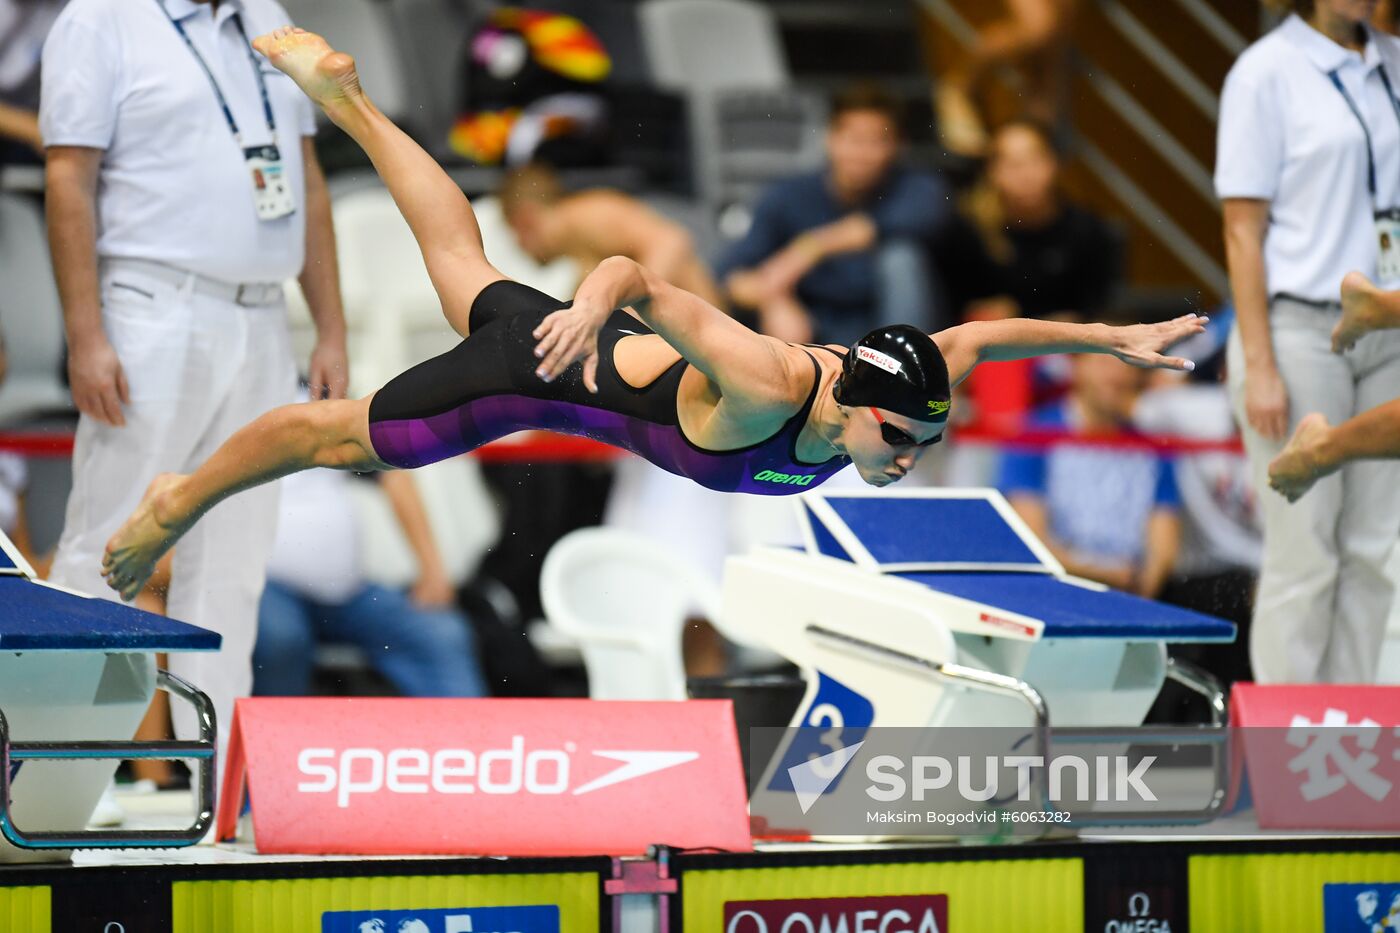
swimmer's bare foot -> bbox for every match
[102,473,192,602]
[1268,413,1336,503]
[252,27,362,114]
[1334,271,1389,353]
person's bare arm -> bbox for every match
[0,102,42,152]
[572,194,727,307]
[1135,507,1181,599]
[533,256,798,406]
[378,470,454,607]
[933,314,1206,387]
[297,138,349,400]
[753,214,877,297]
[47,145,130,426]
[1222,198,1286,439]
[1008,494,1134,590]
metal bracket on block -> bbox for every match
[607,848,678,933]
[0,669,216,849]
[804,626,1230,829]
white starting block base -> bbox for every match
[0,533,221,861]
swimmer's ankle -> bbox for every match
[150,476,192,531]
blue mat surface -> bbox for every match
[0,576,220,651]
[897,571,1235,642]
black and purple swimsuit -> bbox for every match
[366,281,851,496]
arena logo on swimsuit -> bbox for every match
[754,470,818,486]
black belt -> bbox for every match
[1271,292,1342,312]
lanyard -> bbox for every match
[157,1,276,146]
[1328,64,1400,202]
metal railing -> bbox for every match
[806,624,1231,829]
[0,669,216,850]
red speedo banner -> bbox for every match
[216,697,752,856]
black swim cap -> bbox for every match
[833,325,951,423]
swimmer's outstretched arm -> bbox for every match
[1269,401,1400,501]
[533,256,801,404]
[933,314,1207,386]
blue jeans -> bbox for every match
[254,580,487,697]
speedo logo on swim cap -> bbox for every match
[753,470,817,486]
[927,400,950,416]
[855,345,902,375]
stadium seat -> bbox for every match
[638,0,825,207]
[0,194,70,426]
[279,0,412,125]
[385,0,478,156]
[541,527,720,700]
[640,0,787,91]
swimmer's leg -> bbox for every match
[102,397,382,601]
[252,27,502,337]
[1269,398,1400,501]
[1335,271,1400,353]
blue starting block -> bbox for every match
[0,531,220,860]
[721,488,1235,828]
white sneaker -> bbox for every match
[87,783,125,828]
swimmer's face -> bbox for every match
[845,405,944,486]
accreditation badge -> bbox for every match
[245,144,296,221]
[1376,208,1400,282]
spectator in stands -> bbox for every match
[40,0,348,779]
[499,163,725,308]
[932,0,1077,157]
[715,83,951,346]
[999,352,1181,598]
[254,457,486,698]
[1219,0,1400,684]
[0,0,64,172]
[939,118,1122,324]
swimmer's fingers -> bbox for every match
[583,352,599,393]
[1114,315,1207,370]
[534,312,593,382]
[532,310,574,379]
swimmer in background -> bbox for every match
[100,27,1205,601]
[498,162,726,310]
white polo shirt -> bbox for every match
[1216,15,1400,301]
[39,0,316,284]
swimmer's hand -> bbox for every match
[532,299,612,391]
[1110,313,1208,371]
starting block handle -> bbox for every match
[0,668,217,850]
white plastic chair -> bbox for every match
[541,527,722,700]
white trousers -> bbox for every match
[47,261,296,771]
[1227,299,1400,683]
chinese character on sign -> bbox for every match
[1286,708,1393,802]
